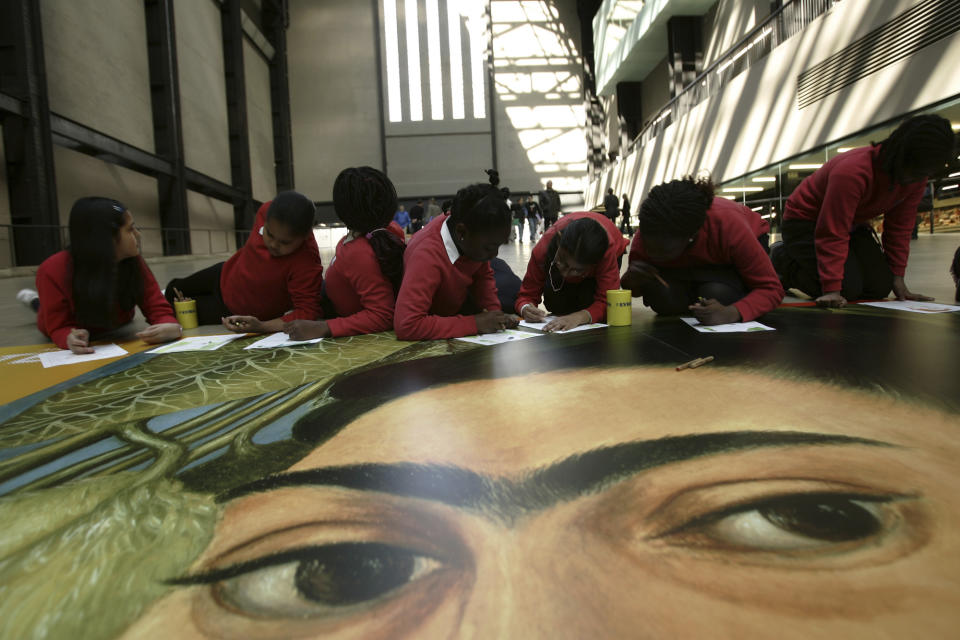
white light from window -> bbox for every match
[952,123,960,131]
[751,206,763,211]
[446,0,465,119]
[836,147,854,153]
[949,171,960,178]
[761,213,774,219]
[467,8,487,118]
[405,0,423,121]
[722,186,764,192]
[788,163,823,170]
[751,176,776,182]
[942,184,959,191]
[383,0,403,122]
[426,0,443,120]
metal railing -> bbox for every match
[629,0,838,153]
[0,225,248,269]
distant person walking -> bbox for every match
[603,188,619,223]
[539,180,561,230]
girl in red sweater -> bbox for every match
[284,167,405,339]
[515,211,627,332]
[621,177,783,325]
[164,191,324,333]
[772,114,955,308]
[394,183,518,340]
[34,197,181,353]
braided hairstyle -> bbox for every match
[332,166,405,293]
[545,217,609,268]
[638,176,714,239]
[450,183,512,232]
[876,114,956,182]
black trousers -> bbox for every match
[780,219,893,299]
[638,265,745,315]
[491,257,521,313]
[165,262,233,325]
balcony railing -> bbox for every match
[629,0,838,153]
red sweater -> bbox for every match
[323,234,398,337]
[628,197,784,321]
[394,215,500,340]
[220,201,324,321]
[36,251,177,349]
[515,211,629,322]
[784,145,925,292]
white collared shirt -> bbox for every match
[439,217,461,265]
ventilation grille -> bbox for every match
[797,0,960,109]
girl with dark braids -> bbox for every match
[621,176,783,325]
[772,114,956,308]
[285,167,405,339]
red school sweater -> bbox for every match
[36,251,177,349]
[515,211,629,322]
[783,145,925,293]
[394,215,500,340]
[219,201,324,321]
[628,197,784,322]
[323,233,399,337]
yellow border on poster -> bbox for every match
[0,340,157,405]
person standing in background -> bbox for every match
[603,188,619,224]
[393,204,411,234]
[539,180,561,230]
[620,193,633,235]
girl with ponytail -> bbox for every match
[34,197,181,353]
[284,167,406,339]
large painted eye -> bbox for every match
[667,493,893,552]
[181,542,442,619]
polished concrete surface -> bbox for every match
[0,230,957,348]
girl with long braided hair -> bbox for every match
[285,167,405,339]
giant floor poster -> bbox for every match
[1,306,959,639]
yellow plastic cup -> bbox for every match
[606,289,632,326]
[173,299,199,330]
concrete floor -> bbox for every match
[0,229,957,348]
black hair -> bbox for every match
[545,217,609,267]
[638,176,714,238]
[68,197,143,328]
[876,114,956,182]
[332,167,405,293]
[441,199,453,213]
[449,183,512,233]
[266,191,316,236]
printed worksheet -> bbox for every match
[858,300,960,314]
[518,317,608,333]
[244,332,325,349]
[681,317,775,333]
[456,329,547,346]
[38,344,128,368]
[147,334,245,354]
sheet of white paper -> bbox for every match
[680,317,775,333]
[518,317,608,333]
[147,334,245,354]
[39,343,128,368]
[858,300,960,314]
[244,332,325,349]
[456,329,547,346]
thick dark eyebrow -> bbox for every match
[218,431,892,523]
